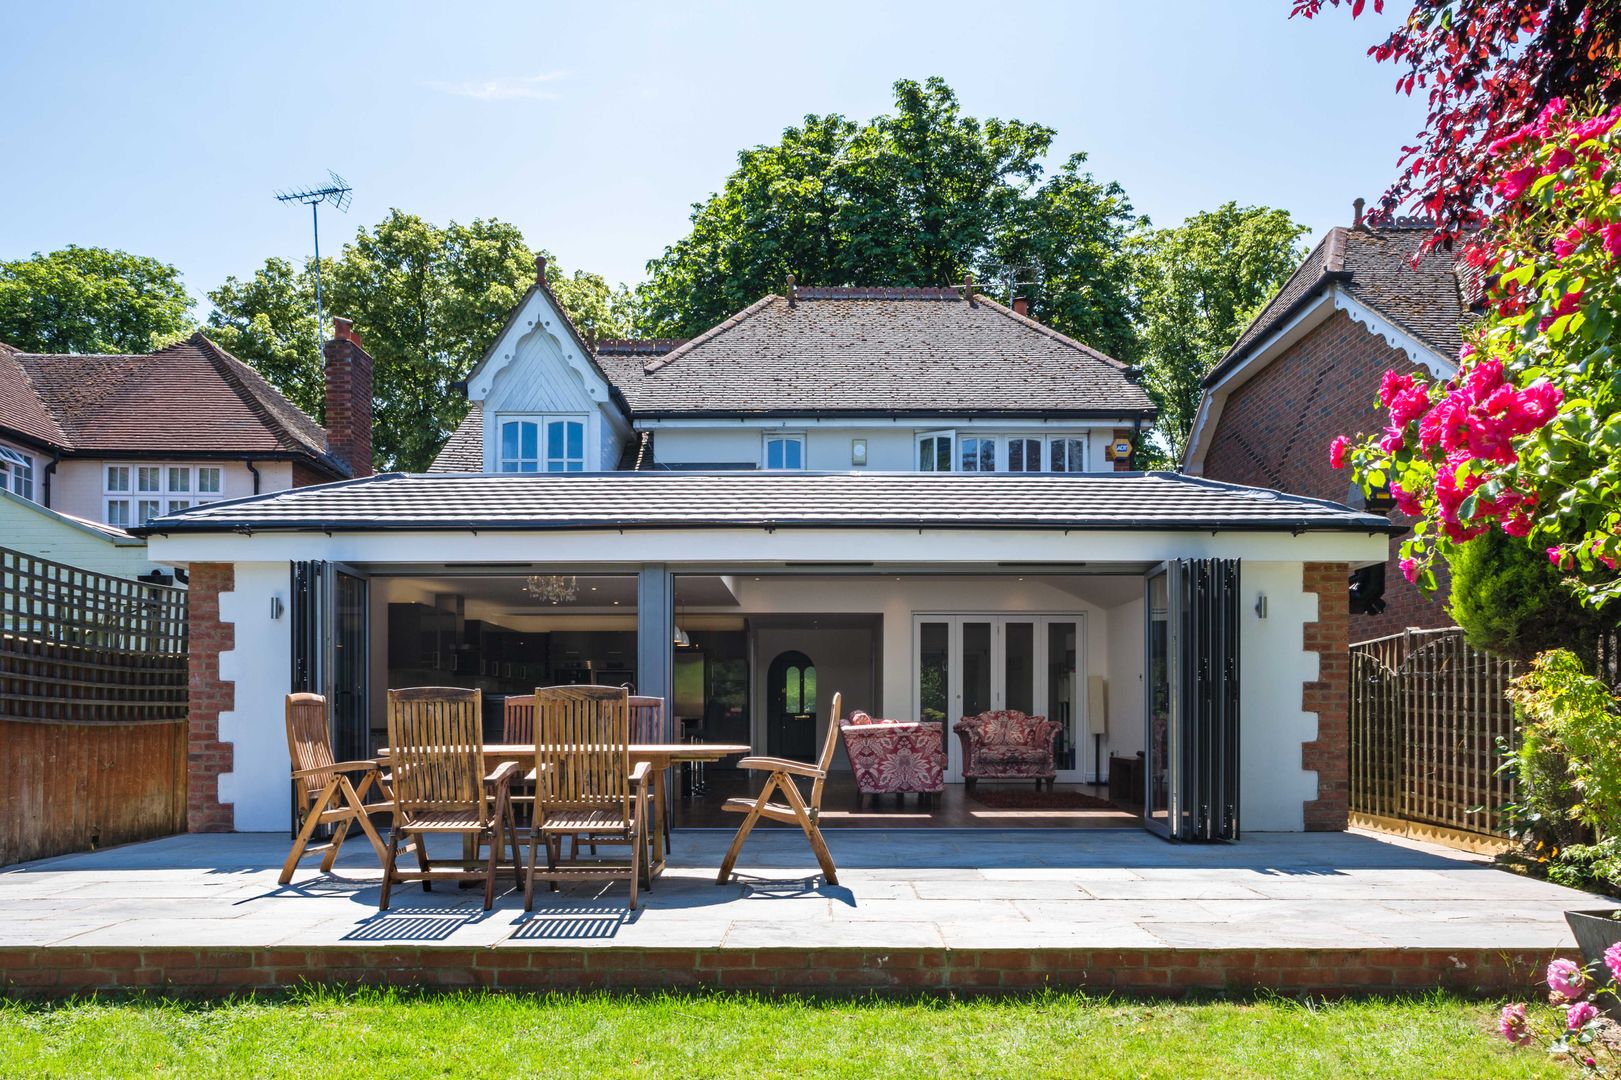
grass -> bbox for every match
[0,989,1569,1079]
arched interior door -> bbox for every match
[766,650,817,760]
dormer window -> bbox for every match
[498,415,588,473]
[918,431,954,472]
[763,433,805,470]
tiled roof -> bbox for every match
[430,402,483,472]
[1,332,346,475]
[139,471,1399,535]
[604,289,1154,417]
[0,342,69,446]
[1208,226,1470,387]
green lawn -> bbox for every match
[0,990,1568,1079]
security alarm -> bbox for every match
[1111,439,1133,458]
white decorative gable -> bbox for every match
[462,284,629,472]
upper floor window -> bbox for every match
[763,434,805,470]
[960,436,997,472]
[0,446,34,501]
[499,416,587,473]
[918,432,953,472]
[914,430,1090,473]
[105,464,222,526]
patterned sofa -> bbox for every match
[840,711,946,807]
[953,710,1061,791]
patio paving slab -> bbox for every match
[0,827,1614,960]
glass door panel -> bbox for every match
[1146,569,1173,834]
[961,622,993,717]
[332,569,369,763]
[1004,621,1035,715]
[918,622,950,725]
[1046,621,1079,773]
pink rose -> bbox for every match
[1567,1001,1598,1030]
[1378,370,1415,407]
[1604,221,1621,259]
[1496,165,1538,200]
[1399,557,1419,584]
[1604,941,1621,984]
[1550,546,1568,568]
[1547,957,1588,1002]
[1329,435,1350,470]
[1499,1002,1535,1046]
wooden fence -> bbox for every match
[1349,628,1520,843]
[0,547,188,866]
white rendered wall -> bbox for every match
[51,459,292,524]
[214,561,296,832]
[647,423,1111,472]
[1236,561,1321,832]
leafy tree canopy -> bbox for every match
[634,77,1140,360]
[1130,203,1308,464]
[207,211,631,472]
[0,245,194,354]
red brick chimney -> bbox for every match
[323,317,374,478]
[1012,296,1030,317]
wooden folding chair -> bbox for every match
[526,685,652,910]
[717,691,842,887]
[504,694,538,829]
[380,687,521,911]
[280,693,389,885]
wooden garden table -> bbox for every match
[379,743,750,877]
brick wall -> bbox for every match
[290,461,334,488]
[1201,309,1451,639]
[186,562,234,832]
[1302,561,1350,831]
[322,318,374,480]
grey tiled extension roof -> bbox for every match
[138,471,1398,535]
[1207,226,1471,387]
[604,289,1155,417]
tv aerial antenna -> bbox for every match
[275,170,353,354]
[981,261,1043,305]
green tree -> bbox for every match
[1446,528,1609,667]
[0,245,194,354]
[1131,203,1308,463]
[208,212,630,471]
[634,76,1137,356]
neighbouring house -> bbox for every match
[1182,206,1475,640]
[0,325,373,577]
[138,264,1395,841]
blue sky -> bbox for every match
[0,2,1423,310]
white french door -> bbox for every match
[913,614,1089,783]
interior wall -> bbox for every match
[1104,595,1146,785]
[749,624,878,772]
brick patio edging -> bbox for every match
[0,945,1566,999]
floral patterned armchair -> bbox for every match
[953,710,1061,791]
[840,711,946,807]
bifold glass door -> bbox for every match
[1144,560,1241,841]
[914,614,1088,781]
[291,561,371,770]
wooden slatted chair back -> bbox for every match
[285,693,336,807]
[809,691,844,810]
[386,687,488,819]
[503,695,537,743]
[534,684,631,818]
[628,695,666,743]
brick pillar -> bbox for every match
[187,562,235,832]
[322,317,374,479]
[1301,561,1350,831]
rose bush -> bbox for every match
[1498,950,1621,1073]
[1334,98,1621,607]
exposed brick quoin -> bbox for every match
[0,944,1565,998]
[1201,309,1450,640]
[1302,561,1351,832]
[186,562,235,833]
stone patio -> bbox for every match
[0,828,1608,996]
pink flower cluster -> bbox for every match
[1499,1001,1535,1046]
[1548,957,1590,1002]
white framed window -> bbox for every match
[498,416,588,473]
[917,431,955,472]
[545,418,586,472]
[104,463,224,526]
[762,433,805,470]
[960,435,997,472]
[1006,437,1043,473]
[498,419,541,472]
[0,446,34,501]
[1048,436,1087,473]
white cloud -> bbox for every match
[427,71,568,102]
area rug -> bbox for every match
[967,788,1119,811]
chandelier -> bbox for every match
[524,574,578,604]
